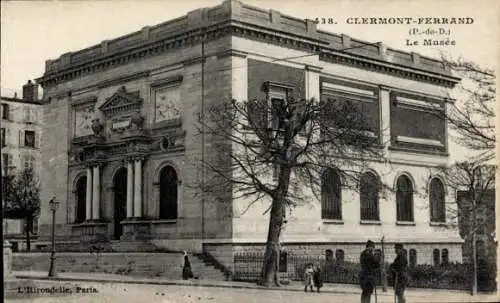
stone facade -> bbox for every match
[2,81,43,238]
[37,0,462,269]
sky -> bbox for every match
[1,0,499,160]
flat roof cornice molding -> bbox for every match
[36,0,460,88]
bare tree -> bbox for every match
[441,56,495,162]
[197,94,383,286]
[3,167,41,252]
[433,161,496,295]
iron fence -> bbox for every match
[233,252,473,290]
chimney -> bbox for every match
[22,80,38,101]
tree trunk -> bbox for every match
[471,208,478,295]
[258,198,284,286]
[25,218,32,252]
[258,129,293,287]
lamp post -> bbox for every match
[48,197,59,277]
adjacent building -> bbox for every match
[2,80,43,238]
[36,0,463,271]
[457,188,496,291]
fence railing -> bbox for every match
[233,252,474,291]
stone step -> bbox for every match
[12,252,227,281]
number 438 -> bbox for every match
[314,18,337,24]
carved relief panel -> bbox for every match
[152,76,182,123]
[74,104,96,137]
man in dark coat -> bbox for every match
[312,263,324,293]
[389,243,408,303]
[359,240,379,303]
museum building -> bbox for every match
[37,0,463,270]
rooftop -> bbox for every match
[1,96,43,105]
[38,0,459,88]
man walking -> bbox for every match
[389,243,408,303]
[359,240,379,303]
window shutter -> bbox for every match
[19,130,23,147]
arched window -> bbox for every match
[409,249,417,267]
[433,249,440,266]
[325,249,334,262]
[429,178,446,222]
[335,249,345,262]
[396,175,414,222]
[321,168,342,220]
[360,172,380,221]
[441,249,449,265]
[159,166,178,220]
[75,176,87,223]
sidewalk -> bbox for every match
[13,270,498,302]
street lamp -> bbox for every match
[48,197,59,277]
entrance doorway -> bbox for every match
[113,167,127,240]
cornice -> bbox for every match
[37,22,459,89]
[216,49,248,59]
[70,95,98,107]
[320,52,458,88]
[97,71,150,89]
[151,75,183,88]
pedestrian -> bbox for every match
[312,263,324,293]
[303,263,314,292]
[359,240,380,303]
[389,243,408,303]
[182,251,194,280]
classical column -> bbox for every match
[379,86,392,152]
[92,165,101,220]
[306,65,321,139]
[85,167,93,220]
[126,161,134,218]
[133,159,142,218]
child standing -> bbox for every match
[303,263,314,292]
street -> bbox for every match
[5,279,498,303]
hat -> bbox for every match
[366,240,375,248]
[394,243,404,249]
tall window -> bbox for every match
[75,176,87,223]
[433,249,440,266]
[441,249,449,265]
[270,97,286,131]
[360,172,380,221]
[1,103,9,120]
[159,165,178,220]
[1,128,6,147]
[396,175,414,222]
[429,178,446,222]
[321,168,342,220]
[24,130,36,148]
[409,249,417,267]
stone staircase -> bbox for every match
[12,252,227,281]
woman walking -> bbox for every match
[182,251,194,280]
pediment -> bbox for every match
[99,86,143,116]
